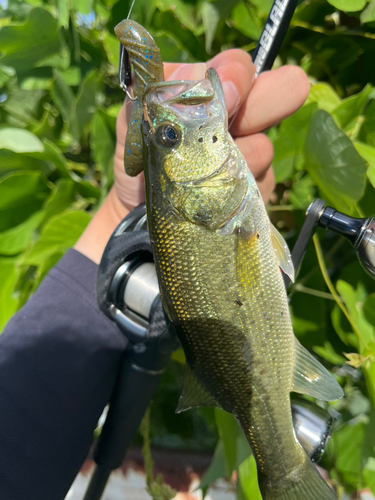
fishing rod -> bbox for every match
[83,1,357,499]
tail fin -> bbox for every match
[260,458,337,500]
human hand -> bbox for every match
[75,50,309,263]
[111,49,310,217]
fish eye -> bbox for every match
[158,124,180,148]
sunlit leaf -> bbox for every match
[201,2,219,53]
[24,210,91,265]
[327,0,367,11]
[304,110,367,214]
[91,109,115,189]
[51,69,75,126]
[363,457,375,494]
[0,259,19,333]
[306,83,341,114]
[0,210,44,255]
[153,32,193,63]
[72,70,102,140]
[199,440,227,490]
[0,8,62,72]
[273,103,317,183]
[333,84,372,130]
[326,420,366,488]
[360,100,375,147]
[354,142,375,189]
[0,171,50,232]
[214,408,240,479]
[57,0,69,28]
[361,0,375,23]
[237,454,262,500]
[0,127,44,153]
[231,2,262,40]
[156,0,197,32]
[1,88,45,126]
[72,0,93,15]
[41,179,76,223]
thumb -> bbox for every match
[168,63,207,81]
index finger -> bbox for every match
[230,66,310,136]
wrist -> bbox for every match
[74,187,130,264]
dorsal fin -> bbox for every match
[270,222,295,282]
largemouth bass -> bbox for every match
[115,20,343,500]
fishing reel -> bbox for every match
[97,198,375,464]
[289,199,375,285]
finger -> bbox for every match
[164,50,256,119]
[231,65,310,137]
[256,168,276,204]
[235,133,274,180]
[208,49,255,118]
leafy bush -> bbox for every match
[1,0,375,497]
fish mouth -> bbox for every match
[177,150,247,189]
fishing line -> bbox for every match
[127,0,136,20]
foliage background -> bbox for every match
[1,0,375,497]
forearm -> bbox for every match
[74,187,131,264]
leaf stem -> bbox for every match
[293,283,338,301]
[313,234,370,351]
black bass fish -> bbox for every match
[115,20,343,500]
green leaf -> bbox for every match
[361,0,375,23]
[214,408,240,479]
[289,174,315,209]
[24,210,91,265]
[0,127,44,153]
[199,440,227,490]
[0,8,62,72]
[153,32,193,63]
[360,100,375,148]
[332,85,372,130]
[71,0,93,15]
[337,280,375,403]
[51,70,75,126]
[41,179,76,223]
[273,103,317,183]
[306,83,341,113]
[2,88,45,126]
[72,70,102,140]
[57,0,69,28]
[327,0,367,11]
[201,2,220,53]
[231,2,262,41]
[326,420,366,488]
[91,109,115,189]
[363,295,375,328]
[363,457,375,494]
[0,210,44,255]
[354,142,375,189]
[0,258,19,333]
[156,0,197,32]
[304,110,367,214]
[0,171,50,232]
[337,280,375,351]
[237,454,262,500]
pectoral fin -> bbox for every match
[176,363,220,413]
[292,339,344,401]
[270,223,295,282]
[236,227,261,294]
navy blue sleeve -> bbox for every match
[0,249,127,500]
